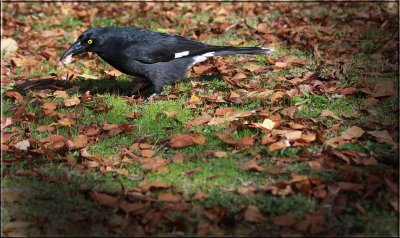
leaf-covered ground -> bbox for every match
[1,2,399,237]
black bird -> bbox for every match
[60,27,273,100]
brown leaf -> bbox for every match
[124,111,140,119]
[367,130,396,146]
[215,107,234,116]
[37,125,55,132]
[139,180,169,192]
[2,190,23,203]
[371,81,394,97]
[186,113,212,126]
[1,117,13,130]
[215,133,254,147]
[5,91,23,101]
[245,64,262,72]
[274,62,288,69]
[273,214,297,227]
[56,118,75,127]
[63,97,80,107]
[232,72,247,80]
[141,149,155,158]
[72,135,88,149]
[193,64,213,74]
[241,159,265,172]
[284,130,303,141]
[171,153,185,163]
[281,106,297,119]
[237,186,256,195]
[158,192,181,203]
[170,133,206,148]
[142,157,169,173]
[261,133,275,145]
[320,110,340,120]
[244,205,266,223]
[41,102,57,115]
[213,151,228,158]
[118,201,145,214]
[90,190,119,207]
[53,90,68,99]
[341,126,364,139]
[297,132,316,143]
[268,140,290,152]
[269,91,286,103]
[192,191,209,201]
[362,97,379,106]
[14,140,30,151]
[104,69,123,77]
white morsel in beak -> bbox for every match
[59,54,73,66]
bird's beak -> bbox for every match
[60,41,86,61]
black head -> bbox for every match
[60,28,107,61]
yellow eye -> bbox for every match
[87,39,93,44]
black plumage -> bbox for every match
[60,27,273,99]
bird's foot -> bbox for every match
[143,93,157,103]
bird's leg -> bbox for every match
[143,82,164,102]
[130,77,152,96]
[143,93,157,102]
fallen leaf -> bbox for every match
[1,38,18,56]
[139,180,169,192]
[170,133,206,148]
[193,64,212,74]
[90,190,119,207]
[244,205,266,223]
[41,102,57,115]
[192,191,208,201]
[171,153,185,163]
[37,125,55,132]
[1,117,13,130]
[14,140,30,151]
[213,151,227,158]
[189,94,202,105]
[371,81,394,97]
[341,126,364,139]
[237,186,256,195]
[241,159,265,172]
[72,134,88,149]
[5,91,23,101]
[64,97,80,107]
[284,130,303,141]
[53,90,68,99]
[232,72,247,80]
[367,130,396,146]
[141,149,155,158]
[321,110,341,120]
[2,190,23,203]
[245,64,262,72]
[56,118,75,127]
[215,107,234,116]
[119,201,145,214]
[186,113,212,126]
[268,139,290,152]
[275,62,288,69]
[261,118,276,130]
[273,214,297,227]
[158,192,181,203]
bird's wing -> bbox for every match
[128,32,218,64]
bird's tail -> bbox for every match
[212,46,274,57]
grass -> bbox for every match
[2,2,398,237]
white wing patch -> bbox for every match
[174,51,190,58]
[188,52,215,69]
